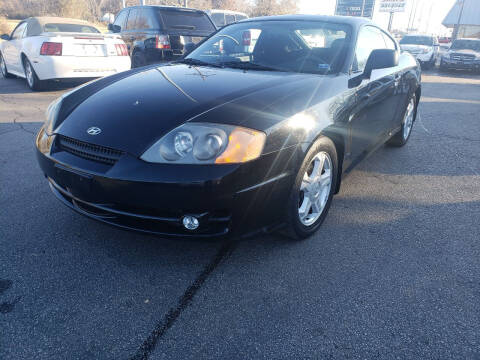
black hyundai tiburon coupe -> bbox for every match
[36,15,421,239]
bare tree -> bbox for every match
[249,0,297,17]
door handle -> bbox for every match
[360,94,371,101]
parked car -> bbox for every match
[438,36,451,44]
[36,15,421,240]
[0,17,131,90]
[108,6,216,67]
[400,34,439,68]
[205,9,248,29]
[440,38,480,73]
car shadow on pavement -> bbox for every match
[0,76,86,94]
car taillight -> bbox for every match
[40,42,62,56]
[155,35,170,49]
[242,31,251,46]
[115,43,128,56]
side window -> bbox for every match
[136,9,149,29]
[211,13,225,27]
[113,10,128,31]
[11,22,27,40]
[225,14,235,25]
[353,26,387,73]
[126,9,138,30]
[382,32,396,50]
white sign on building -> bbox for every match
[379,0,406,12]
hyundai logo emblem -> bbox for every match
[87,127,101,135]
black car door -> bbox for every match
[348,26,402,161]
[123,8,139,54]
[112,9,129,45]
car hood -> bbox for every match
[55,64,320,156]
[446,49,480,56]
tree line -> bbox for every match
[0,0,298,22]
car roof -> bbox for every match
[242,14,372,27]
[24,17,97,36]
[455,38,480,41]
[28,16,92,26]
[123,5,207,12]
[403,34,435,38]
[207,9,248,16]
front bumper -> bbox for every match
[31,55,131,80]
[36,130,297,238]
[415,52,434,63]
[440,58,480,71]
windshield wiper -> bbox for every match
[176,58,222,68]
[220,61,282,72]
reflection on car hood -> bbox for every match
[55,63,319,156]
[400,44,432,52]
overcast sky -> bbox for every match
[298,0,457,35]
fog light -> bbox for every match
[182,215,199,230]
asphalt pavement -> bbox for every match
[1,69,479,359]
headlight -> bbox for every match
[140,123,266,164]
[44,97,62,135]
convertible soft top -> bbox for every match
[25,17,95,36]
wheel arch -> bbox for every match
[20,52,28,68]
[302,129,346,195]
[320,130,345,194]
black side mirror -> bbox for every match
[108,24,120,33]
[184,42,196,54]
[364,49,399,78]
[1,34,10,41]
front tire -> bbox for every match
[387,93,416,147]
[0,52,14,78]
[23,57,44,91]
[284,137,338,240]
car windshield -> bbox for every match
[400,36,433,46]
[43,23,100,33]
[183,20,350,75]
[450,40,480,51]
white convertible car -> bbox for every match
[0,17,131,90]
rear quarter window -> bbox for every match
[156,9,215,32]
[211,13,225,27]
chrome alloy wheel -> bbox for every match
[25,60,34,87]
[0,54,6,76]
[298,151,333,226]
[403,97,415,140]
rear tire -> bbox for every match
[0,52,14,78]
[23,57,44,91]
[132,50,146,68]
[284,137,338,240]
[387,93,417,147]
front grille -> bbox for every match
[451,53,475,61]
[57,135,124,165]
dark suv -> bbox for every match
[109,6,216,67]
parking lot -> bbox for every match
[1,69,479,359]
